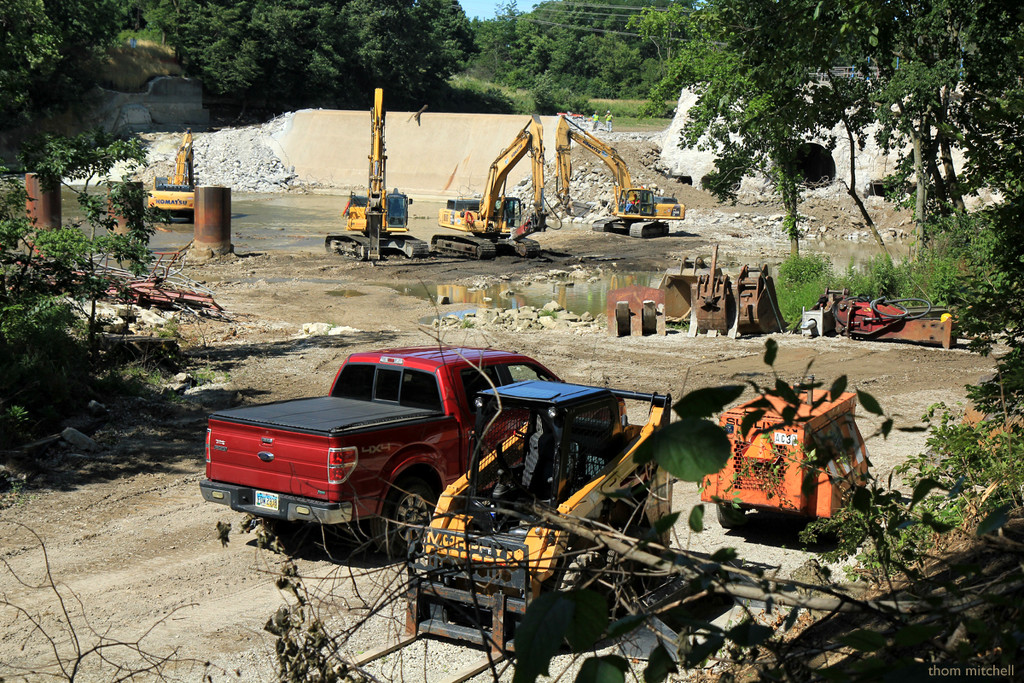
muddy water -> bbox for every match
[149,193,449,253]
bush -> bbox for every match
[774,253,832,329]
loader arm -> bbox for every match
[555,115,632,208]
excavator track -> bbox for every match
[325,234,370,260]
[325,234,430,260]
[592,218,626,233]
[628,221,669,238]
[430,234,497,260]
[501,238,541,258]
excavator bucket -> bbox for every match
[728,264,787,337]
[685,246,733,337]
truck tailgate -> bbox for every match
[207,397,440,500]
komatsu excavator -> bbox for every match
[147,129,195,220]
[325,89,428,260]
[555,115,685,238]
[432,116,547,259]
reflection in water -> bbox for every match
[384,271,662,318]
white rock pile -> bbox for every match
[433,300,602,334]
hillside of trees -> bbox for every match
[0,0,682,127]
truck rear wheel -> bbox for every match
[372,477,437,558]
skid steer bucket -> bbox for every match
[728,264,787,337]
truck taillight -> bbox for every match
[328,446,358,484]
[205,428,211,463]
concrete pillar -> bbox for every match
[108,181,144,235]
[24,173,61,229]
[193,186,232,255]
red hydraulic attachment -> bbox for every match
[832,294,953,349]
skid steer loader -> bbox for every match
[407,380,672,653]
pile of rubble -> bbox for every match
[433,301,602,334]
[91,301,180,334]
[139,116,299,193]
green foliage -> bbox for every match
[1,131,160,446]
[144,0,474,109]
[0,0,123,127]
[514,589,608,683]
[464,1,679,101]
[899,406,1024,525]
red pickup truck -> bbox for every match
[200,346,558,554]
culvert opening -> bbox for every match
[867,180,887,197]
[796,143,835,185]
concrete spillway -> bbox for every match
[272,110,559,198]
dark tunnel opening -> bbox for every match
[796,143,836,185]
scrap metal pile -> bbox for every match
[97,242,225,317]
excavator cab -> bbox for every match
[619,188,655,217]
[385,192,411,230]
[498,197,522,232]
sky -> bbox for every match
[459,0,500,20]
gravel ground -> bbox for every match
[0,122,985,682]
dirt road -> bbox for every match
[0,197,992,681]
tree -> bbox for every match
[0,0,123,128]
[639,0,841,255]
[1,131,156,445]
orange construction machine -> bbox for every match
[703,389,869,527]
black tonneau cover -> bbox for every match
[210,397,441,435]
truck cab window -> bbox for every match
[401,369,442,411]
[461,366,502,412]
[506,363,555,383]
[374,368,402,402]
[333,363,375,400]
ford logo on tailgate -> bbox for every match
[257,451,275,462]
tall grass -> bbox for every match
[93,40,181,92]
[774,247,967,330]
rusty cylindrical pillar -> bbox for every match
[24,173,62,229]
[108,181,145,235]
[193,186,232,256]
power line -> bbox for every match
[522,17,645,37]
[540,1,671,12]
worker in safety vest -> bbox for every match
[592,112,599,130]
[605,110,613,132]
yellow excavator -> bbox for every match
[147,129,195,220]
[555,115,685,238]
[325,89,428,260]
[432,116,547,259]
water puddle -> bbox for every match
[326,288,366,298]
[385,270,663,319]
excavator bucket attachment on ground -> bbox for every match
[728,264,787,337]
[686,246,732,337]
[607,286,666,336]
[660,248,786,339]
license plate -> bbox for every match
[255,491,279,511]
